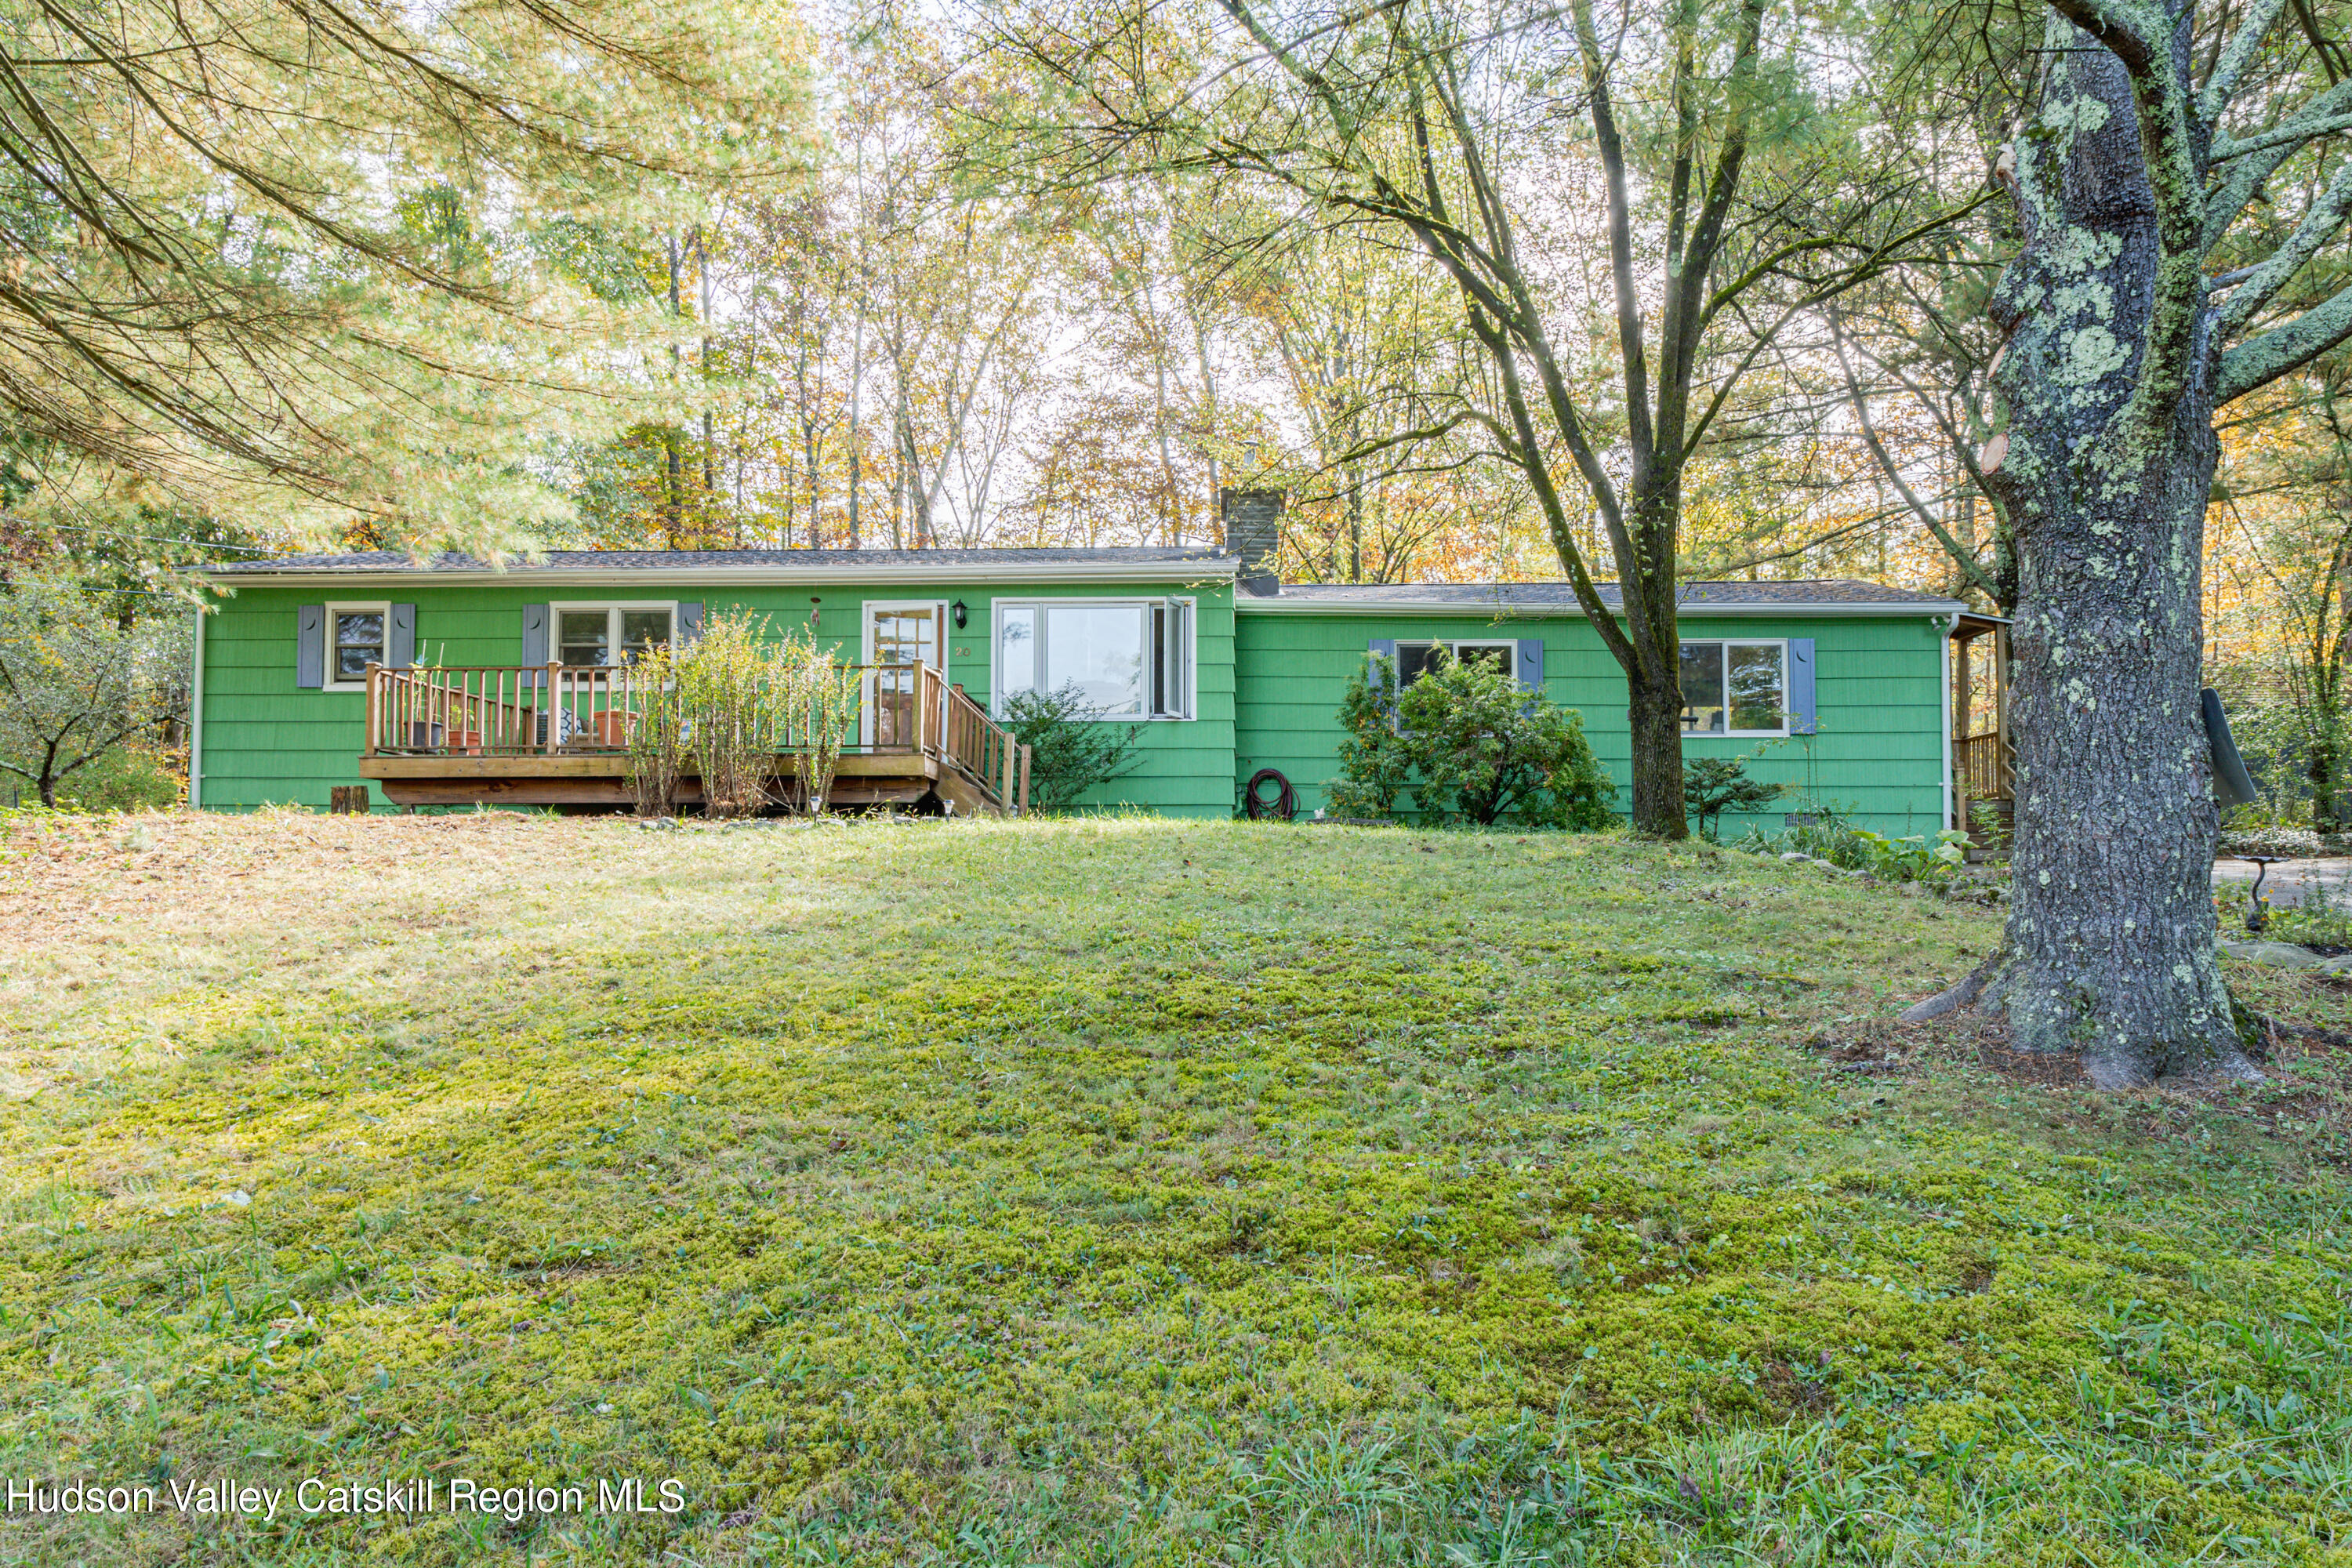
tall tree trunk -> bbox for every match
[1627,680,1684,839]
[697,230,717,542]
[1194,318,1221,537]
[2317,550,2350,834]
[1910,15,2252,1086]
[666,234,684,545]
[847,299,866,550]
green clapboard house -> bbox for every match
[190,495,1984,835]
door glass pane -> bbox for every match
[1044,604,1147,717]
[620,610,670,659]
[871,608,938,669]
[870,607,938,748]
[560,611,610,666]
[333,612,383,679]
[1679,641,1725,732]
[998,606,1037,706]
[1728,643,1786,731]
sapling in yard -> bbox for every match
[1683,755,1785,842]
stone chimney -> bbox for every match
[1220,488,1284,595]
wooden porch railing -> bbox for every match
[1956,730,2013,802]
[363,660,1029,813]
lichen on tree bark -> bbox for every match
[1907,4,2268,1086]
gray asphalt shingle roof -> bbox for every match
[201,546,1238,574]
[193,550,1955,610]
[1247,579,1959,608]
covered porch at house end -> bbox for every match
[1950,612,2013,850]
[354,659,1030,817]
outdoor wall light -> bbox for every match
[951,600,969,629]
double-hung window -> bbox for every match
[1679,639,1788,735]
[324,602,389,690]
[996,599,1193,720]
[554,604,676,667]
[1394,640,1515,691]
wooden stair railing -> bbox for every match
[365,659,1029,815]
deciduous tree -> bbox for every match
[1904,0,2352,1085]
[978,0,1977,832]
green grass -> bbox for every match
[2,812,2348,1566]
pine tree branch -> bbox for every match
[2217,158,2352,337]
[2198,0,2292,128]
[2218,275,2352,402]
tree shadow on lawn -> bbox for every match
[0,817,2347,1566]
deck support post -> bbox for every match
[543,661,561,754]
[364,662,380,759]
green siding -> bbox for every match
[196,581,1238,816]
[196,572,1949,831]
[1233,609,1949,837]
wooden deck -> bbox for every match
[356,661,1029,816]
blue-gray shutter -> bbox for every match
[388,604,416,670]
[521,604,550,665]
[1515,638,1544,691]
[1788,637,1817,734]
[676,601,704,644]
[1368,638,1399,715]
[296,604,325,688]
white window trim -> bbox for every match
[993,596,1196,721]
[550,601,678,668]
[323,601,390,691]
[862,599,949,752]
[1681,636,1791,739]
[1395,637,1518,689]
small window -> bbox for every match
[554,604,675,667]
[996,599,1191,720]
[1680,639,1787,735]
[324,602,390,689]
[1396,640,1514,690]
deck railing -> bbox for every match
[363,660,1029,812]
[1956,730,2012,802]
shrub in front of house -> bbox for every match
[1000,684,1143,813]
[624,615,858,818]
[1326,648,1613,829]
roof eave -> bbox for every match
[194,558,1243,589]
[1232,596,1969,617]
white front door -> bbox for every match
[863,601,946,749]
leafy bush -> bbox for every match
[47,743,183,811]
[1735,808,1971,887]
[1682,753,1784,841]
[2266,878,2352,951]
[1325,648,1613,829]
[1000,684,1142,813]
[0,580,188,807]
[1324,655,1410,819]
[2216,809,2350,858]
